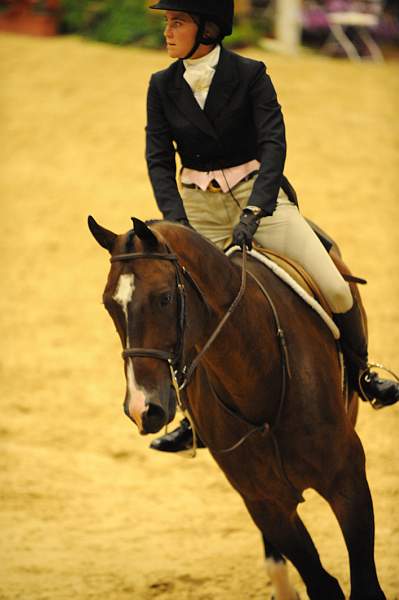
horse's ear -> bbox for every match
[132,217,158,248]
[88,215,117,253]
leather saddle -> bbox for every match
[252,245,333,316]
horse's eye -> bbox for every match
[159,292,173,307]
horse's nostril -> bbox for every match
[142,403,166,434]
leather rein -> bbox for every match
[109,247,249,393]
[110,244,302,501]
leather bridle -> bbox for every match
[110,250,189,386]
[109,244,303,501]
[110,246,248,393]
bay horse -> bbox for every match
[88,215,385,600]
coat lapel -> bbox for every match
[204,47,239,121]
[167,60,218,139]
[166,47,239,139]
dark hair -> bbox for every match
[190,14,222,43]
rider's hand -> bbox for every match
[232,207,264,250]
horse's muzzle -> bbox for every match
[141,403,167,434]
[124,383,177,434]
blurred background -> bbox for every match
[0,0,398,58]
[1,2,398,600]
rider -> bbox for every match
[145,0,399,452]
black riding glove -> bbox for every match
[232,208,264,250]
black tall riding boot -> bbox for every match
[334,301,399,409]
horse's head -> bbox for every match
[88,215,191,435]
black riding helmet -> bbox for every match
[150,0,234,58]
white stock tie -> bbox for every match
[183,64,215,108]
[183,64,215,95]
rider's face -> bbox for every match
[163,11,199,58]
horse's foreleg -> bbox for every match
[323,436,386,600]
[245,499,345,600]
[262,535,299,600]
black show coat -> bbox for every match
[146,46,293,221]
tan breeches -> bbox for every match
[181,178,353,314]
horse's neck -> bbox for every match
[157,223,278,355]
[156,223,241,311]
[156,224,281,421]
[205,273,281,404]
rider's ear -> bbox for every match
[132,217,158,249]
[88,215,117,252]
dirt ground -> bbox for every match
[1,34,398,600]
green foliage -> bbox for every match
[224,19,265,49]
[59,0,91,32]
[0,0,58,14]
[59,1,263,49]
[59,0,164,45]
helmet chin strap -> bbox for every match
[183,17,219,60]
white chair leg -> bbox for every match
[358,27,384,61]
[329,23,362,61]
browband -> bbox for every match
[110,252,178,263]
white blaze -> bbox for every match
[113,273,147,431]
[126,357,146,432]
[113,273,135,332]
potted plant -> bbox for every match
[0,0,60,36]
